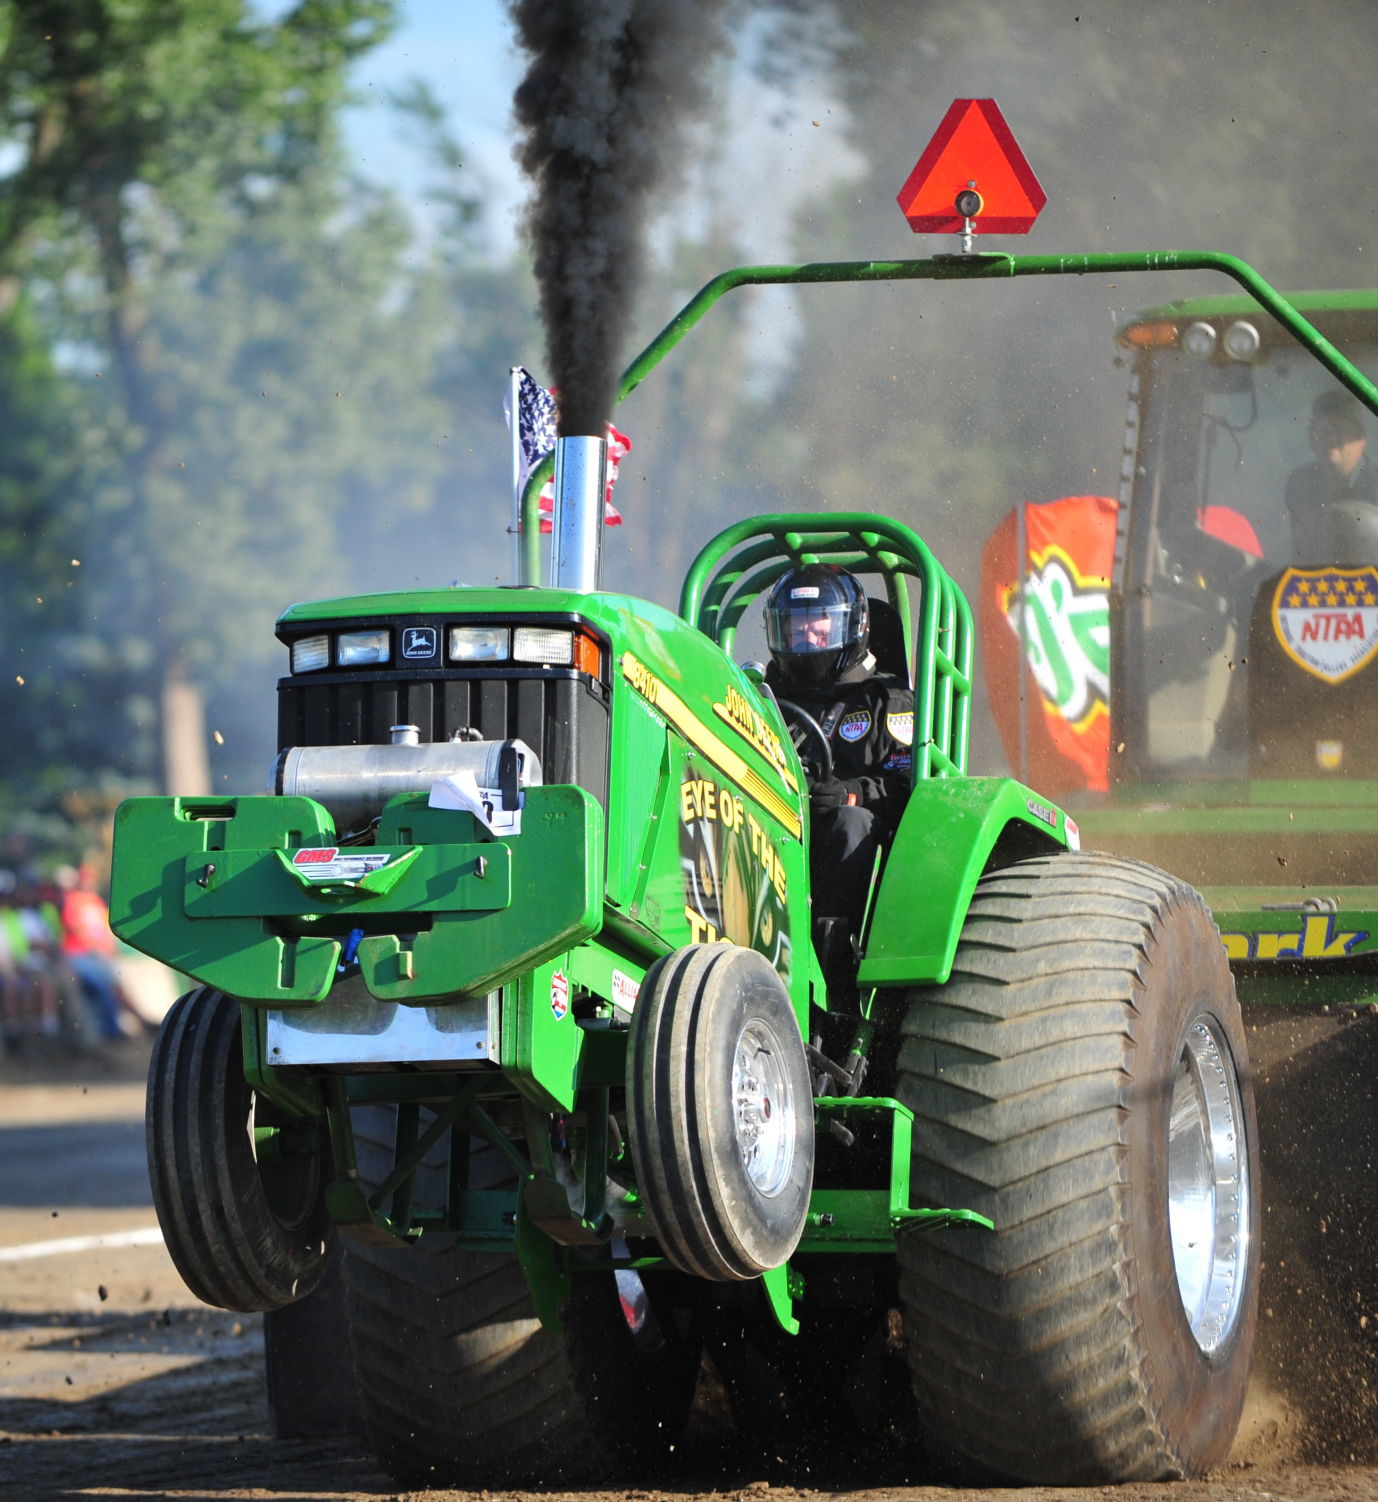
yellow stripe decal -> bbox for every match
[621,652,802,839]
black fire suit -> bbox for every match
[770,655,915,964]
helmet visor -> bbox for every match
[765,600,853,657]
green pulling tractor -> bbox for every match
[109,252,1316,1488]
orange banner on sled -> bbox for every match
[979,495,1117,795]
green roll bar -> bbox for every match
[679,513,972,780]
[518,248,1378,587]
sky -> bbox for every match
[341,0,527,259]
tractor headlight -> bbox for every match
[1222,320,1261,361]
[337,629,391,667]
[513,627,574,665]
[449,625,510,662]
[1181,321,1217,358]
[511,626,602,675]
[291,634,330,673]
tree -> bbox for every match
[0,0,469,798]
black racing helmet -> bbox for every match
[764,564,870,689]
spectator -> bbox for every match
[56,864,130,1042]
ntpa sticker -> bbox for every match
[838,710,872,743]
[550,969,569,1021]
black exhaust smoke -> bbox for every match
[509,0,730,439]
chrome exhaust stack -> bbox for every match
[549,435,607,592]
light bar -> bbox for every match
[338,629,390,667]
[291,634,330,673]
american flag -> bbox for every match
[506,367,626,532]
[511,367,558,491]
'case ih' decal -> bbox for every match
[1272,566,1378,684]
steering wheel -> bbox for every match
[776,700,833,783]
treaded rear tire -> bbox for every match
[341,1109,702,1487]
[896,852,1259,1483]
[146,987,331,1312]
[263,1244,362,1438]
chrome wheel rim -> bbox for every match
[733,1017,795,1196]
[1167,1014,1251,1354]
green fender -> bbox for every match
[856,778,1074,989]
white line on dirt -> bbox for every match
[0,1225,164,1261]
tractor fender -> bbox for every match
[856,777,1075,989]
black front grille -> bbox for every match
[277,670,610,805]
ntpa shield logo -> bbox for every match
[1272,566,1378,684]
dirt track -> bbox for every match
[4,1010,1378,1502]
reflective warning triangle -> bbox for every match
[897,98,1046,234]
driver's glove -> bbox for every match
[810,776,857,815]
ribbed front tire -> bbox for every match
[896,852,1258,1483]
[627,944,814,1281]
[146,987,332,1312]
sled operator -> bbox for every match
[1286,389,1378,563]
[763,564,914,990]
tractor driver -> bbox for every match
[1286,390,1378,563]
[764,564,914,992]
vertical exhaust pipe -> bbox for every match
[549,435,607,592]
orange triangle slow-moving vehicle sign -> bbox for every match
[897,98,1046,234]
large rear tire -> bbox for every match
[897,852,1258,1483]
[146,987,332,1312]
[263,1244,363,1438]
[342,1109,702,1487]
[627,944,814,1281]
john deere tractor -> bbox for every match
[109,253,1299,1487]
